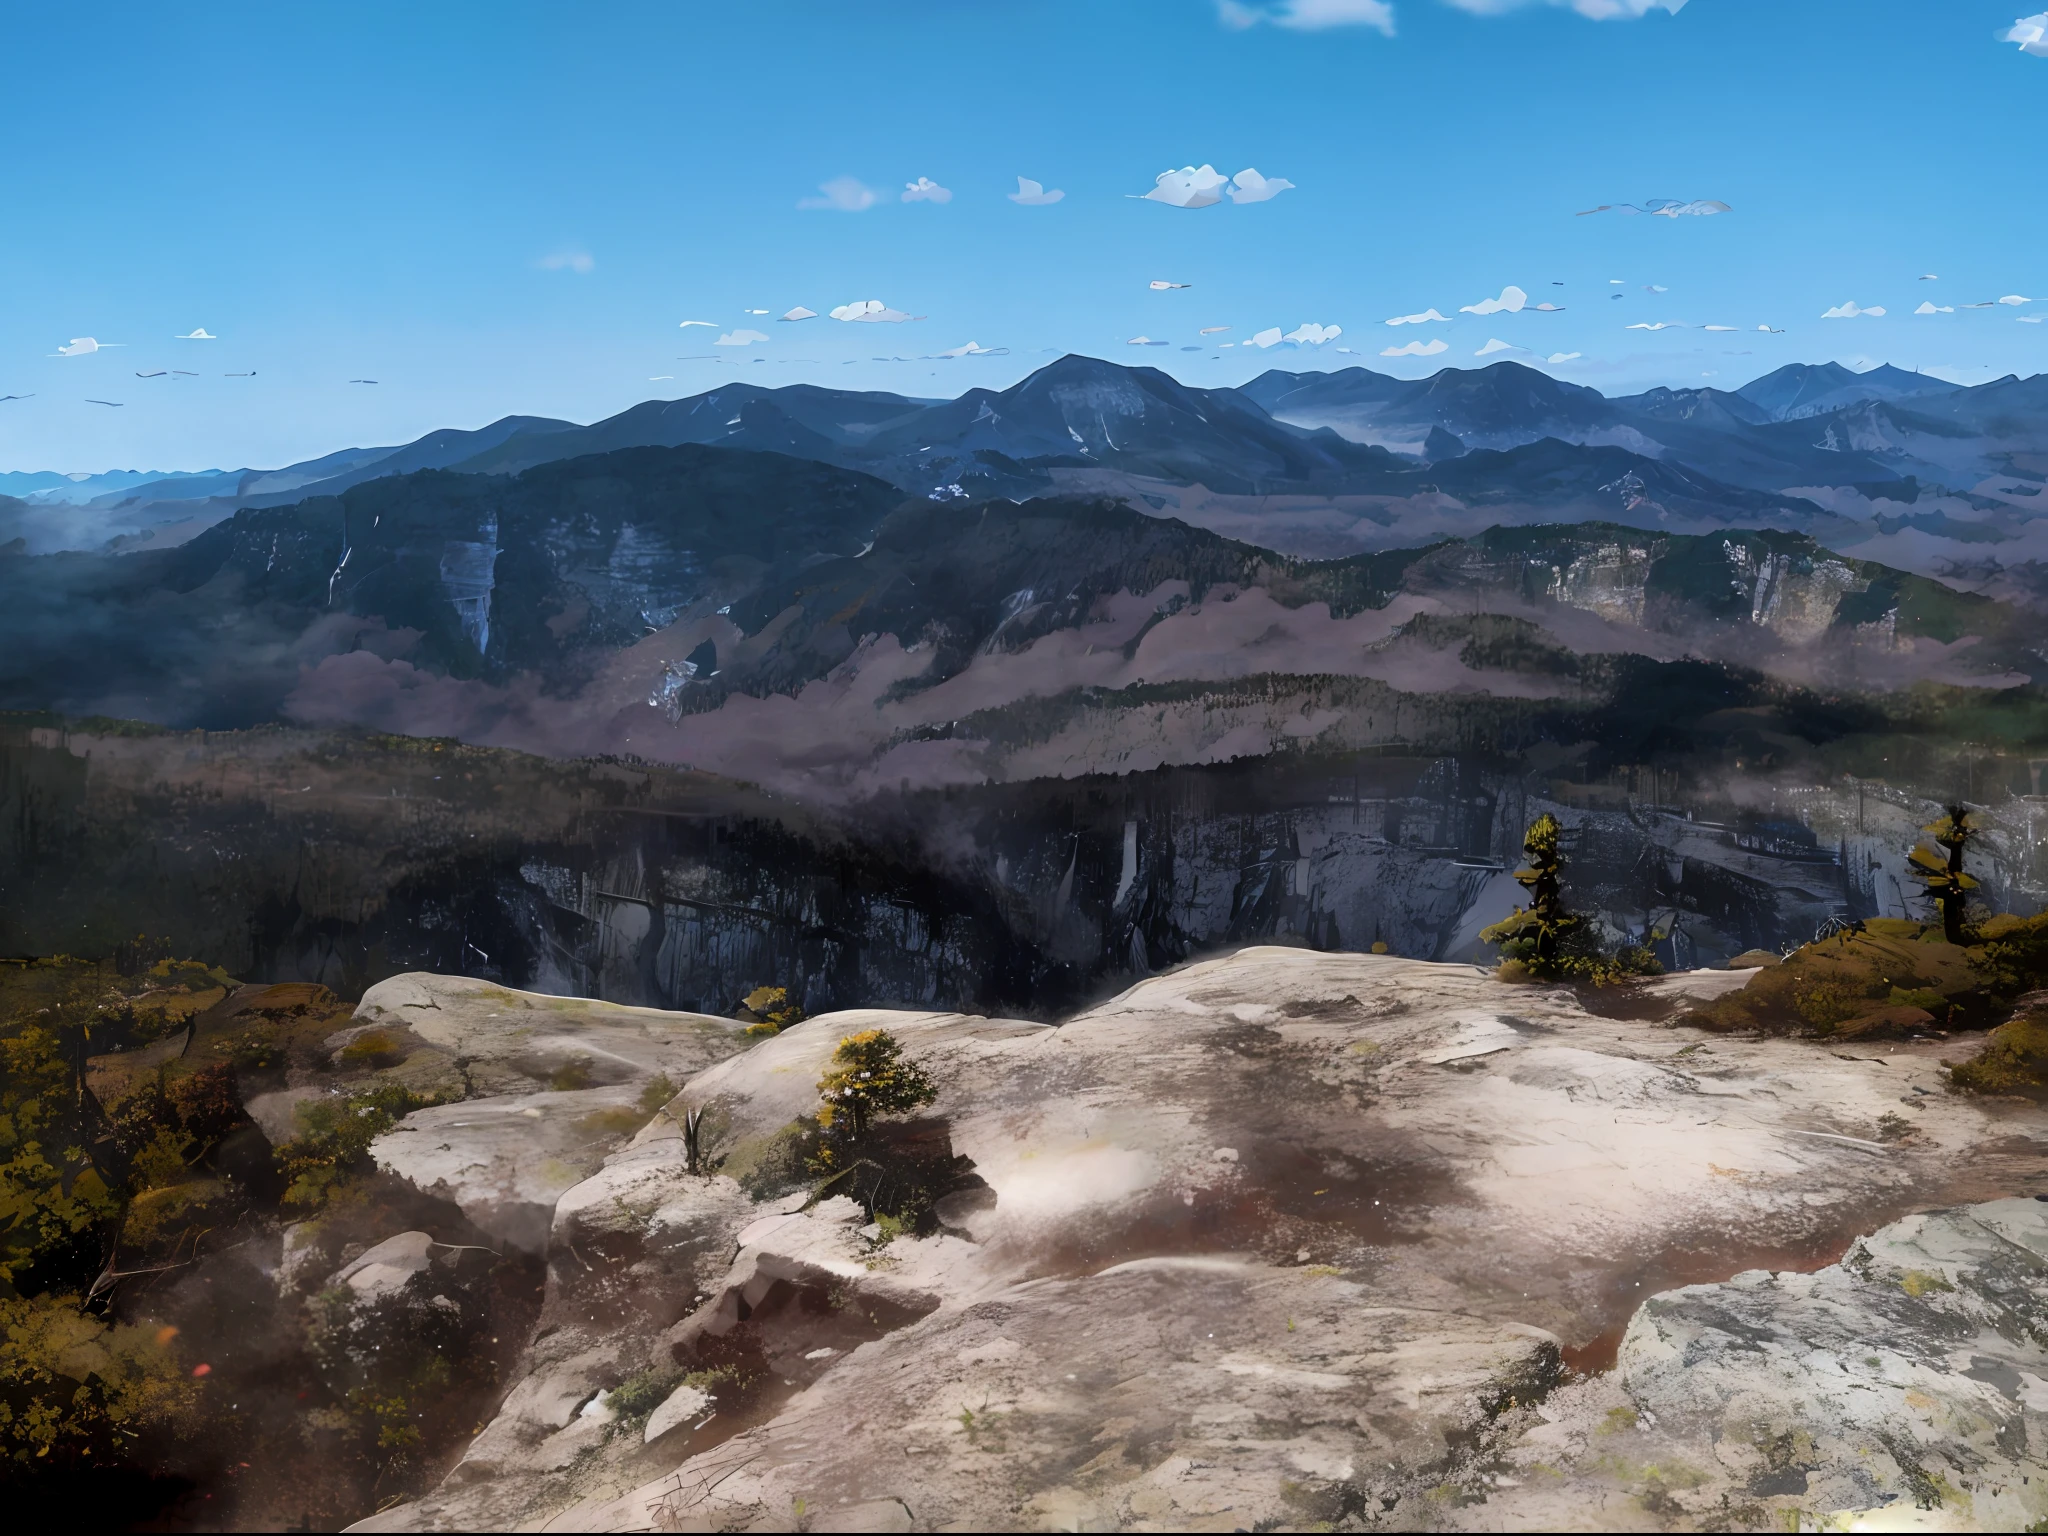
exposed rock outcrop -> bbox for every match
[360,974,748,1251]
[349,950,2048,1532]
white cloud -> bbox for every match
[1131,165,1293,208]
[1246,327,1286,348]
[1625,322,1686,330]
[679,320,717,329]
[1758,325,1785,333]
[1218,0,1396,35]
[1460,285,1528,316]
[1385,308,1451,326]
[1008,177,1064,206]
[2002,12,2048,55]
[52,337,118,356]
[1701,325,1739,332]
[1381,339,1449,357]
[1915,301,1955,315]
[1546,352,1583,363]
[1137,164,1229,208]
[1921,273,1940,280]
[173,328,216,340]
[1643,284,1668,293]
[1997,294,2036,305]
[799,176,879,212]
[1474,338,1521,357]
[902,177,952,204]
[780,307,818,322]
[1200,325,1231,334]
[1284,322,1342,344]
[1127,336,1169,346]
[1821,301,1886,318]
[935,341,1008,356]
[1577,198,1729,217]
[1150,280,1192,290]
[2023,315,2046,324]
[1228,168,1295,204]
[1530,302,1565,312]
[539,250,594,273]
[1447,0,1685,18]
[830,300,918,323]
[715,329,769,347]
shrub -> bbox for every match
[606,1366,683,1428]
[0,1293,198,1467]
[0,1022,125,1289]
[816,1030,937,1138]
[168,1063,243,1144]
[1685,921,1994,1037]
[274,1084,435,1212]
[303,1281,499,1483]
[736,986,806,1037]
[1948,1008,2048,1097]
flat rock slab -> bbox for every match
[592,1256,1562,1533]
[352,971,747,1098]
[372,1085,653,1253]
[660,950,2042,1357]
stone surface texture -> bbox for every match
[344,950,2048,1533]
[360,973,749,1251]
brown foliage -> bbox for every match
[1685,918,1990,1038]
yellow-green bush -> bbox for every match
[274,1083,436,1211]
[1948,1009,2048,1097]
[0,1293,198,1466]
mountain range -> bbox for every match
[3,365,2044,987]
[10,356,2046,593]
[3,432,2035,803]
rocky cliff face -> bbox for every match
[8,719,2047,1022]
[347,950,2048,1533]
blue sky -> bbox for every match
[4,0,2045,472]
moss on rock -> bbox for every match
[1947,1002,2048,1097]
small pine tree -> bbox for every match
[816,1030,937,1138]
[1909,805,1980,944]
[1481,813,1582,976]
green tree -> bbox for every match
[815,1030,937,1138]
[1909,805,1980,945]
[1481,814,1581,975]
